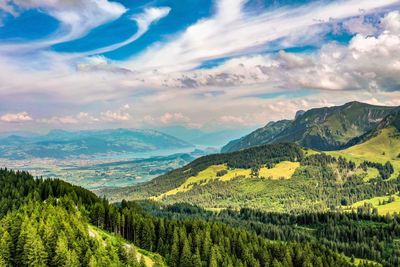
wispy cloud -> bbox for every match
[76,7,171,57]
[0,0,127,53]
[125,0,398,73]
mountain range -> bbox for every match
[222,101,396,152]
[0,128,193,159]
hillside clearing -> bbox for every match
[342,194,400,215]
[88,225,165,266]
[259,161,300,180]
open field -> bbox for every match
[342,194,400,215]
[259,161,300,180]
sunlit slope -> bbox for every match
[259,161,300,179]
[328,127,400,179]
[342,194,400,216]
[156,161,299,200]
[104,132,399,212]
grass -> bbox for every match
[342,194,400,215]
[259,161,300,180]
[157,162,300,199]
[156,164,232,199]
[88,225,165,266]
[353,258,382,266]
[303,148,320,156]
[328,127,400,180]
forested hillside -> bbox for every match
[0,169,164,267]
[0,169,362,267]
[100,143,304,202]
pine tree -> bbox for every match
[22,226,48,266]
[191,249,202,267]
[209,246,218,267]
[0,255,7,267]
[0,231,12,265]
[65,250,79,267]
[53,232,69,266]
[169,229,180,267]
[180,238,192,267]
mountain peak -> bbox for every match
[222,102,398,152]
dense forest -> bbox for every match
[0,168,377,267]
[142,201,400,266]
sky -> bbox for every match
[0,0,400,133]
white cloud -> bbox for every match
[381,10,400,34]
[152,10,400,93]
[125,0,398,73]
[0,2,400,132]
[0,112,33,122]
[343,17,377,35]
[143,112,192,125]
[40,112,99,125]
[100,105,131,122]
[0,0,127,52]
[79,7,171,57]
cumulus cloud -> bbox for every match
[152,10,400,93]
[100,105,131,122]
[0,112,33,122]
[40,112,99,125]
[143,112,191,125]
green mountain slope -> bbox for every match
[222,101,396,152]
[113,132,400,213]
[328,109,400,180]
[222,120,292,152]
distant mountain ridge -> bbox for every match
[222,101,397,152]
[0,128,193,159]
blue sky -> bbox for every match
[0,0,399,133]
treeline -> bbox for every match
[141,202,400,267]
[0,168,355,267]
[301,154,356,171]
[0,168,98,216]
